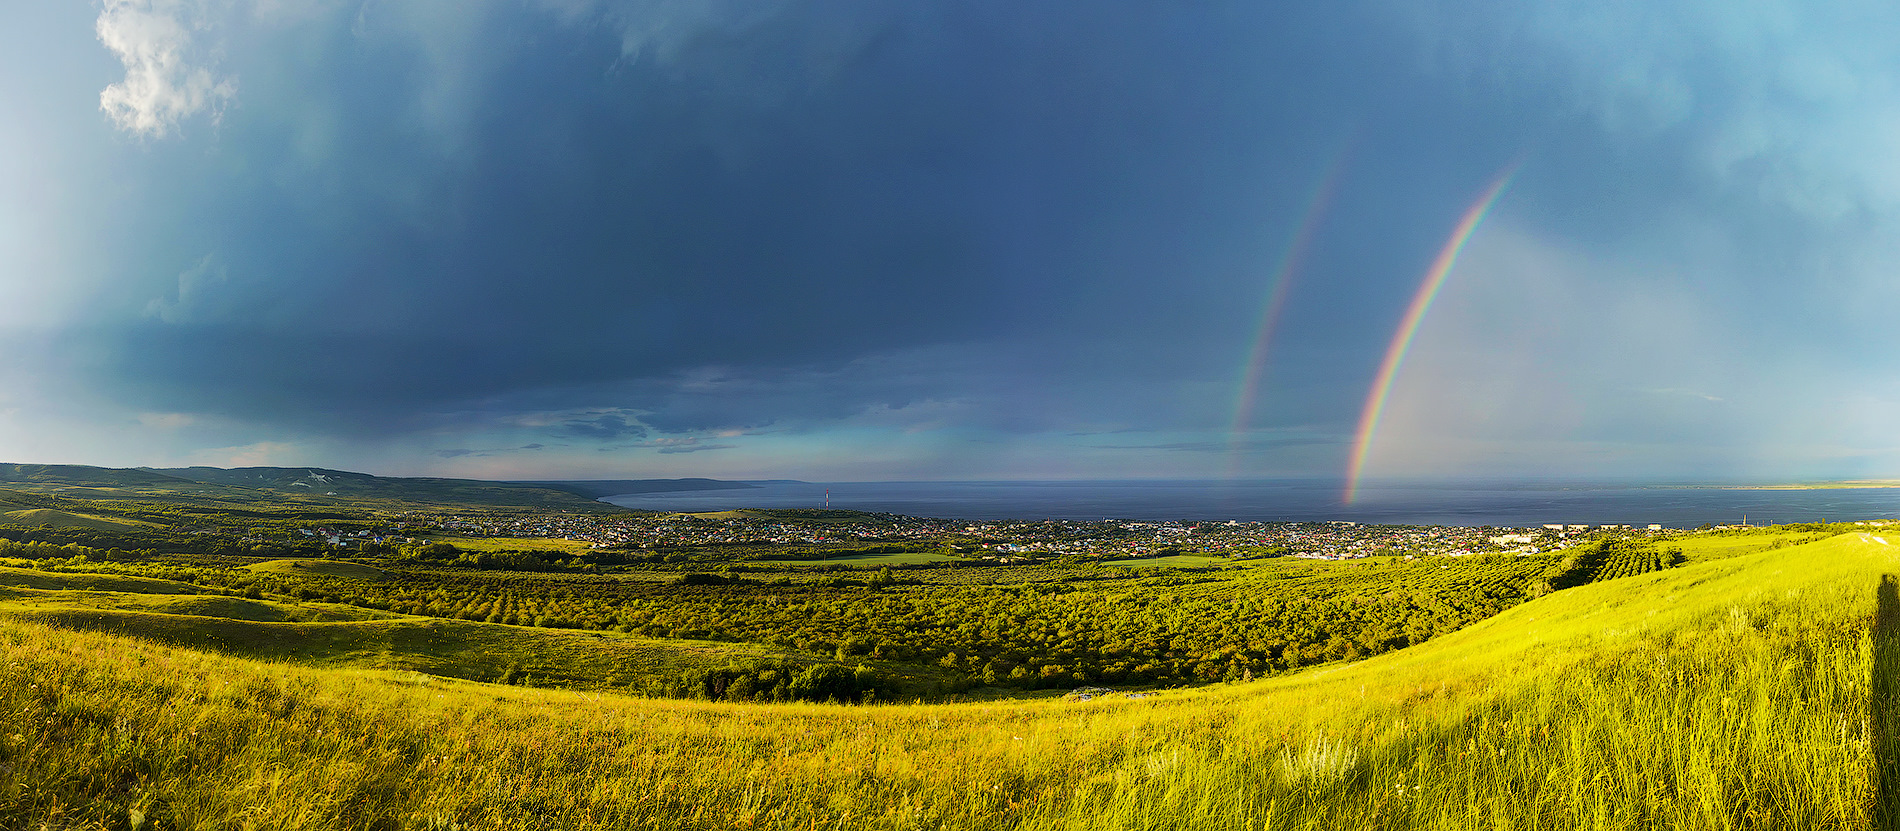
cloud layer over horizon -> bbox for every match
[4,0,1900,483]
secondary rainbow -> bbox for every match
[1342,164,1520,504]
[1227,157,1345,474]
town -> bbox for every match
[289,506,1697,563]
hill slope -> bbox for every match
[243,558,394,581]
[0,563,947,696]
[0,531,1888,830]
[0,604,825,691]
[152,466,621,510]
[0,463,194,488]
[1,507,160,531]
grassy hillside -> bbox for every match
[0,564,954,697]
[0,564,206,594]
[0,461,629,511]
[0,462,194,488]
[0,584,399,622]
[1669,526,1829,562]
[0,604,856,693]
[0,507,161,532]
[153,465,624,511]
[0,529,1888,829]
[244,558,394,581]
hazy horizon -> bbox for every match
[21,460,1893,490]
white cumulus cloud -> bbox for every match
[96,0,235,136]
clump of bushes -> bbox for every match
[677,660,878,703]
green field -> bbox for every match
[0,507,161,531]
[0,605,877,692]
[0,585,398,623]
[1668,527,1828,562]
[0,528,1885,829]
[245,558,394,581]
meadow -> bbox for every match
[0,527,1887,829]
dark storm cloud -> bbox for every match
[73,0,1874,482]
[557,414,648,441]
[13,0,1900,479]
[74,0,1545,442]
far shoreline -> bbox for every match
[1721,480,1900,490]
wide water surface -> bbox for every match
[601,479,1900,527]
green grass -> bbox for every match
[0,564,205,594]
[0,569,961,697]
[0,601,850,693]
[244,558,393,581]
[1667,527,1827,563]
[0,585,399,623]
[0,529,1886,829]
[0,507,162,531]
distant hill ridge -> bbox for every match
[153,465,549,495]
[154,468,769,500]
[0,463,763,510]
[0,463,193,488]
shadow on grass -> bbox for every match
[1875,575,1900,830]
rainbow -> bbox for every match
[1227,157,1345,473]
[1342,164,1520,503]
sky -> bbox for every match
[4,0,1900,486]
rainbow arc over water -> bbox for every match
[1342,164,1520,504]
[1226,157,1345,474]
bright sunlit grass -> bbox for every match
[0,531,1889,829]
